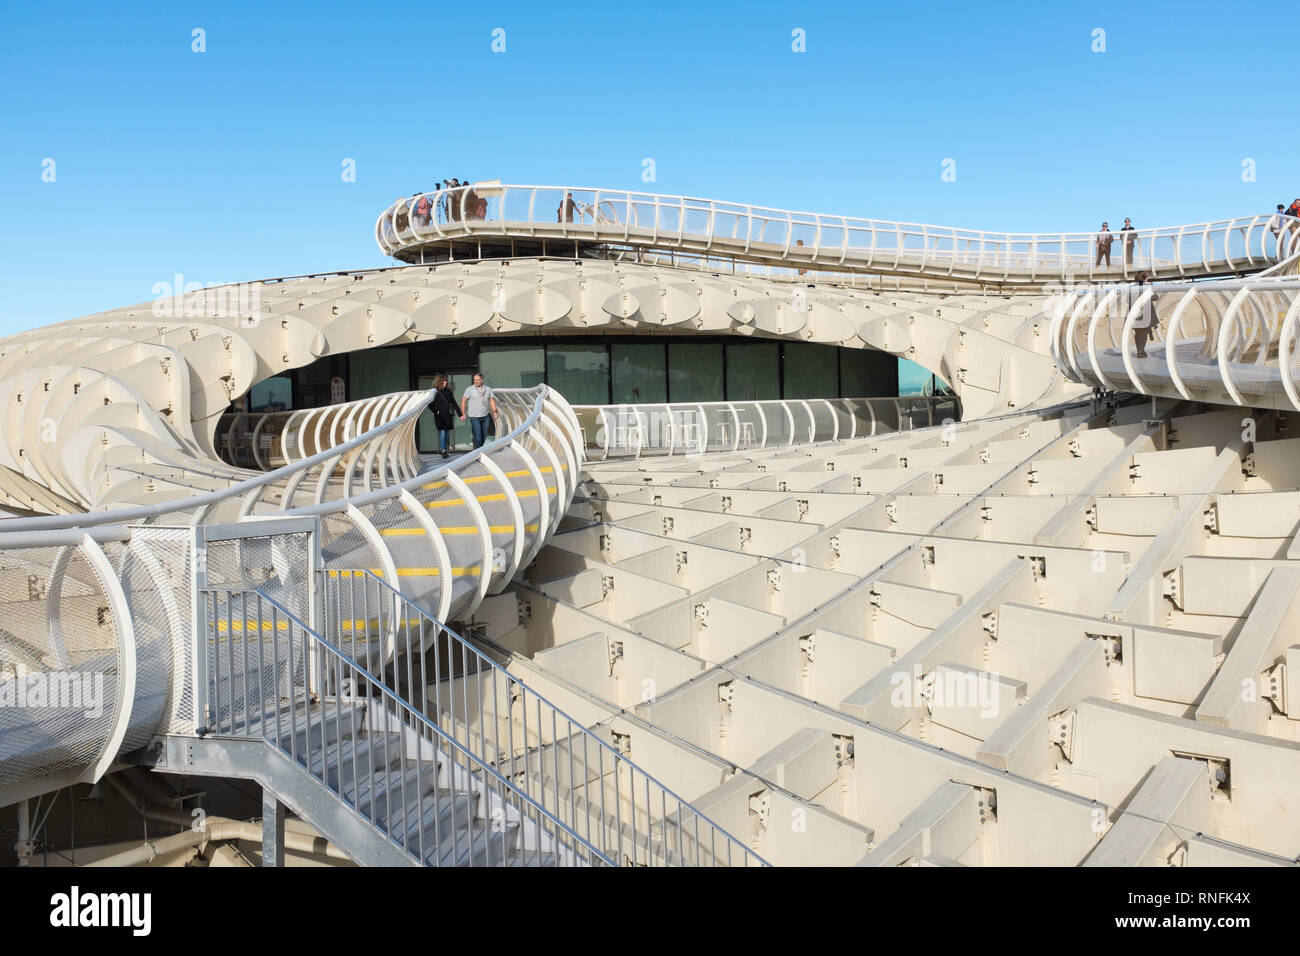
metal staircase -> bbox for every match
[193,580,764,866]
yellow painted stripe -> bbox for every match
[329,565,483,578]
[423,486,556,509]
[421,463,569,494]
[213,620,290,633]
[438,524,539,535]
[382,522,538,537]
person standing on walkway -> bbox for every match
[1120,217,1137,266]
[1095,222,1114,267]
[1133,272,1159,359]
[429,374,462,458]
[462,372,499,449]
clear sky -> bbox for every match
[0,0,1294,336]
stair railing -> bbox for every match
[198,585,614,866]
[319,568,769,866]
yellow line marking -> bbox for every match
[381,523,538,537]
[421,465,558,491]
[421,487,555,509]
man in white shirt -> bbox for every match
[462,372,499,449]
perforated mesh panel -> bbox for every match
[0,544,118,785]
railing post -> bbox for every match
[192,524,209,734]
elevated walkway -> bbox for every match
[378,184,1297,286]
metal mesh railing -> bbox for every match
[318,569,767,866]
[200,586,617,866]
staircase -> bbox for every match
[195,584,763,867]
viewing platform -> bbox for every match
[377,183,1299,286]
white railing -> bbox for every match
[376,184,1300,283]
[216,390,430,473]
[573,395,960,459]
[1049,271,1300,410]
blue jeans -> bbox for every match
[437,429,453,453]
[470,416,491,449]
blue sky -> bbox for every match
[0,0,1294,336]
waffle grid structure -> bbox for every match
[3,184,1300,866]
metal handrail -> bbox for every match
[319,568,767,866]
[0,384,563,532]
[377,184,1299,282]
[573,395,960,459]
[201,585,614,866]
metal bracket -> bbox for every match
[1049,708,1076,762]
[1085,632,1123,666]
[747,789,771,830]
[718,680,735,711]
[1203,504,1218,534]
[1263,661,1287,715]
[832,734,854,768]
[1162,568,1182,610]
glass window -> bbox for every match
[546,344,609,405]
[249,375,292,412]
[479,345,544,389]
[897,358,936,396]
[611,343,666,404]
[348,347,409,399]
[668,342,722,403]
[840,348,898,397]
[725,342,779,401]
[782,342,834,399]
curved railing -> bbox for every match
[215,391,430,473]
[574,395,960,459]
[0,384,586,794]
[376,184,1299,283]
[1049,271,1300,410]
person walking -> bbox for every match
[461,372,499,449]
[1120,217,1137,266]
[1133,272,1159,359]
[1095,222,1114,267]
[429,374,462,458]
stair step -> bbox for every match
[404,790,479,857]
[274,700,366,757]
[419,816,519,866]
[503,846,563,867]
[357,764,438,826]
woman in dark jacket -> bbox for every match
[430,374,463,457]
